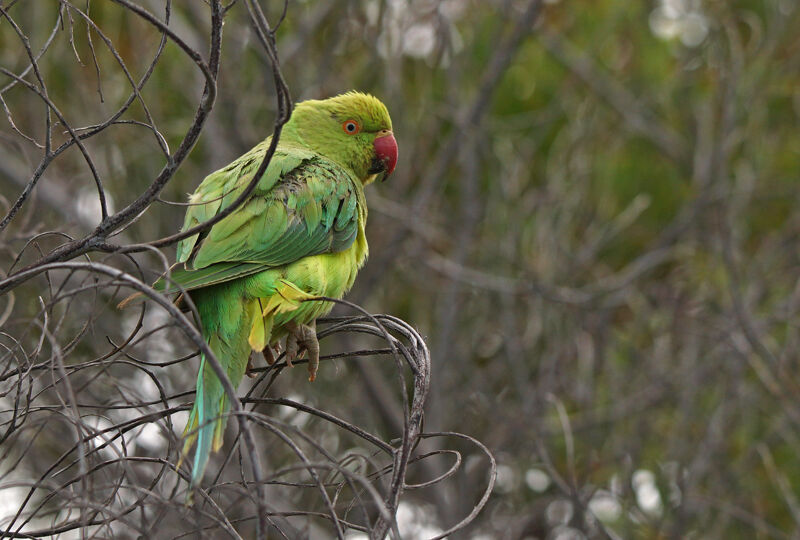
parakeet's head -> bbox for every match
[286,91,398,183]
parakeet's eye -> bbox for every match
[342,120,361,135]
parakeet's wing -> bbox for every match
[157,141,363,294]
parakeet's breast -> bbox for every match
[287,226,366,298]
[266,212,368,332]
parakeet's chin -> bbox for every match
[363,172,381,185]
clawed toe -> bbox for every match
[285,332,299,368]
[286,322,319,381]
[246,354,258,378]
[262,344,279,366]
[248,344,282,378]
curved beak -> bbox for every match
[371,131,398,180]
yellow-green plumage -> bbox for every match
[163,92,395,488]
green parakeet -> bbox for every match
[155,92,396,488]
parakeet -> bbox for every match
[156,92,396,488]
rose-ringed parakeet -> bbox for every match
[156,92,396,488]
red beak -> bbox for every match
[373,132,398,176]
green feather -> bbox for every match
[174,92,393,492]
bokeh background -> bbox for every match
[2,0,800,538]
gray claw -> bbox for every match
[286,321,319,381]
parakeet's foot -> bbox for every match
[246,345,280,378]
[245,345,281,379]
[285,321,319,381]
[262,344,279,366]
[246,353,259,378]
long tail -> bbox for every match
[181,349,227,488]
[179,285,253,490]
[179,279,308,492]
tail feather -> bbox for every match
[194,357,223,483]
[179,278,309,495]
[179,287,253,493]
[180,353,225,489]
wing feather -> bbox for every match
[169,140,362,292]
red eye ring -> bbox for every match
[342,119,361,135]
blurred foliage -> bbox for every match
[3,0,800,538]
